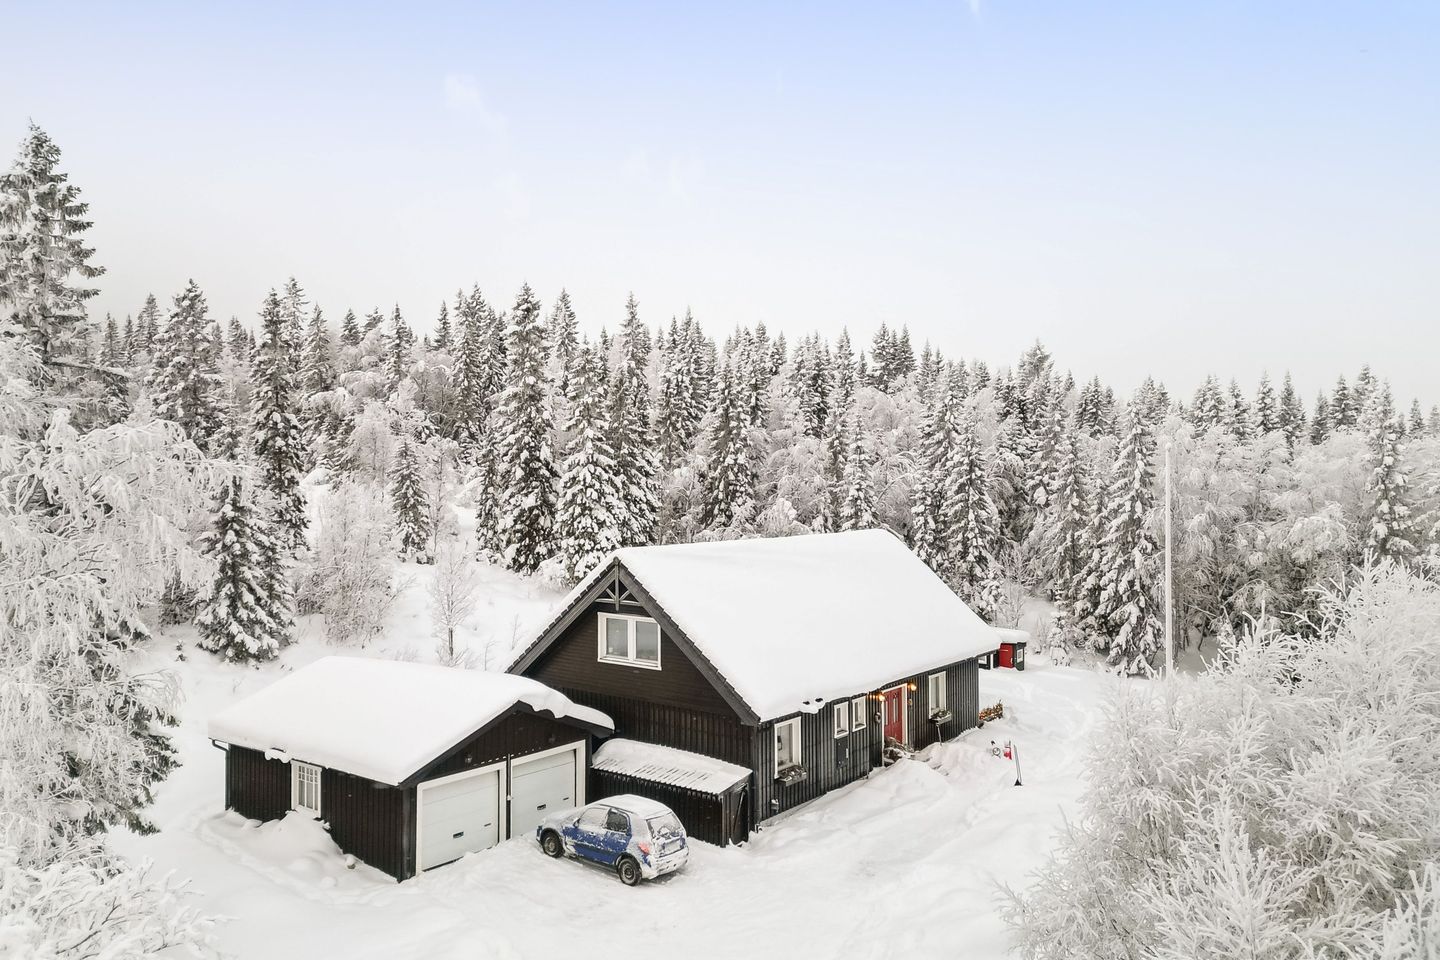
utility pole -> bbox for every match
[1164,440,1175,679]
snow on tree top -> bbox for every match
[538,529,1001,721]
[593,738,751,796]
[208,657,613,785]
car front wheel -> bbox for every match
[616,856,641,886]
[541,831,563,858]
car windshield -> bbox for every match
[647,813,682,838]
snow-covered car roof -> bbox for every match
[593,738,751,796]
[208,656,613,785]
[520,529,1000,721]
[600,794,682,820]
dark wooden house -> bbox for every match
[208,657,613,881]
[510,529,1000,844]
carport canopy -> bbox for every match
[592,738,751,796]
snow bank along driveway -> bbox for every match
[116,652,1105,960]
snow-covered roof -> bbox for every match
[528,529,1000,721]
[995,627,1031,645]
[208,657,613,786]
[593,739,752,796]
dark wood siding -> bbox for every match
[897,656,983,751]
[750,656,982,827]
[553,688,752,768]
[528,602,734,716]
[225,746,289,822]
[324,770,407,881]
[416,711,591,782]
[753,697,882,821]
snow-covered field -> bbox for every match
[112,559,1114,960]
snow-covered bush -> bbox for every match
[303,481,399,644]
[1005,562,1440,959]
[0,841,217,959]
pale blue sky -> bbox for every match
[4,1,1437,404]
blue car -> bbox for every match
[536,794,690,885]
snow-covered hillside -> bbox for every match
[110,558,1111,960]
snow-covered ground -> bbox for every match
[112,558,1116,960]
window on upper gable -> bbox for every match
[597,613,662,669]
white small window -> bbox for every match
[850,696,868,732]
[832,700,850,738]
[775,718,802,775]
[292,761,322,817]
[927,672,947,712]
[597,614,662,670]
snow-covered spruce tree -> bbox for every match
[250,289,308,549]
[1253,371,1278,434]
[144,281,224,452]
[194,474,291,660]
[554,344,625,581]
[339,307,361,346]
[549,288,578,384]
[0,123,103,366]
[1033,430,1092,610]
[1005,564,1440,960]
[1190,375,1224,434]
[910,387,959,576]
[608,293,661,545]
[1278,371,1306,448]
[386,304,413,392]
[390,437,431,562]
[1364,386,1417,564]
[1311,392,1333,444]
[490,283,557,573]
[656,313,706,469]
[1332,374,1358,430]
[1092,408,1162,674]
[432,300,453,353]
[701,360,756,530]
[839,417,878,530]
[945,406,1001,618]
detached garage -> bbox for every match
[208,657,613,881]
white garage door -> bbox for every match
[417,766,501,871]
[509,744,581,839]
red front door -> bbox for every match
[999,643,1014,669]
[883,687,905,743]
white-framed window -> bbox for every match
[832,700,850,738]
[292,761,322,817]
[774,718,802,775]
[927,672,947,712]
[850,696,868,732]
[597,613,661,670]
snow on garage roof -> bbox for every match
[593,739,751,796]
[208,657,612,786]
[531,529,1000,721]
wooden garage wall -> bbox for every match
[323,770,409,881]
[224,745,290,822]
